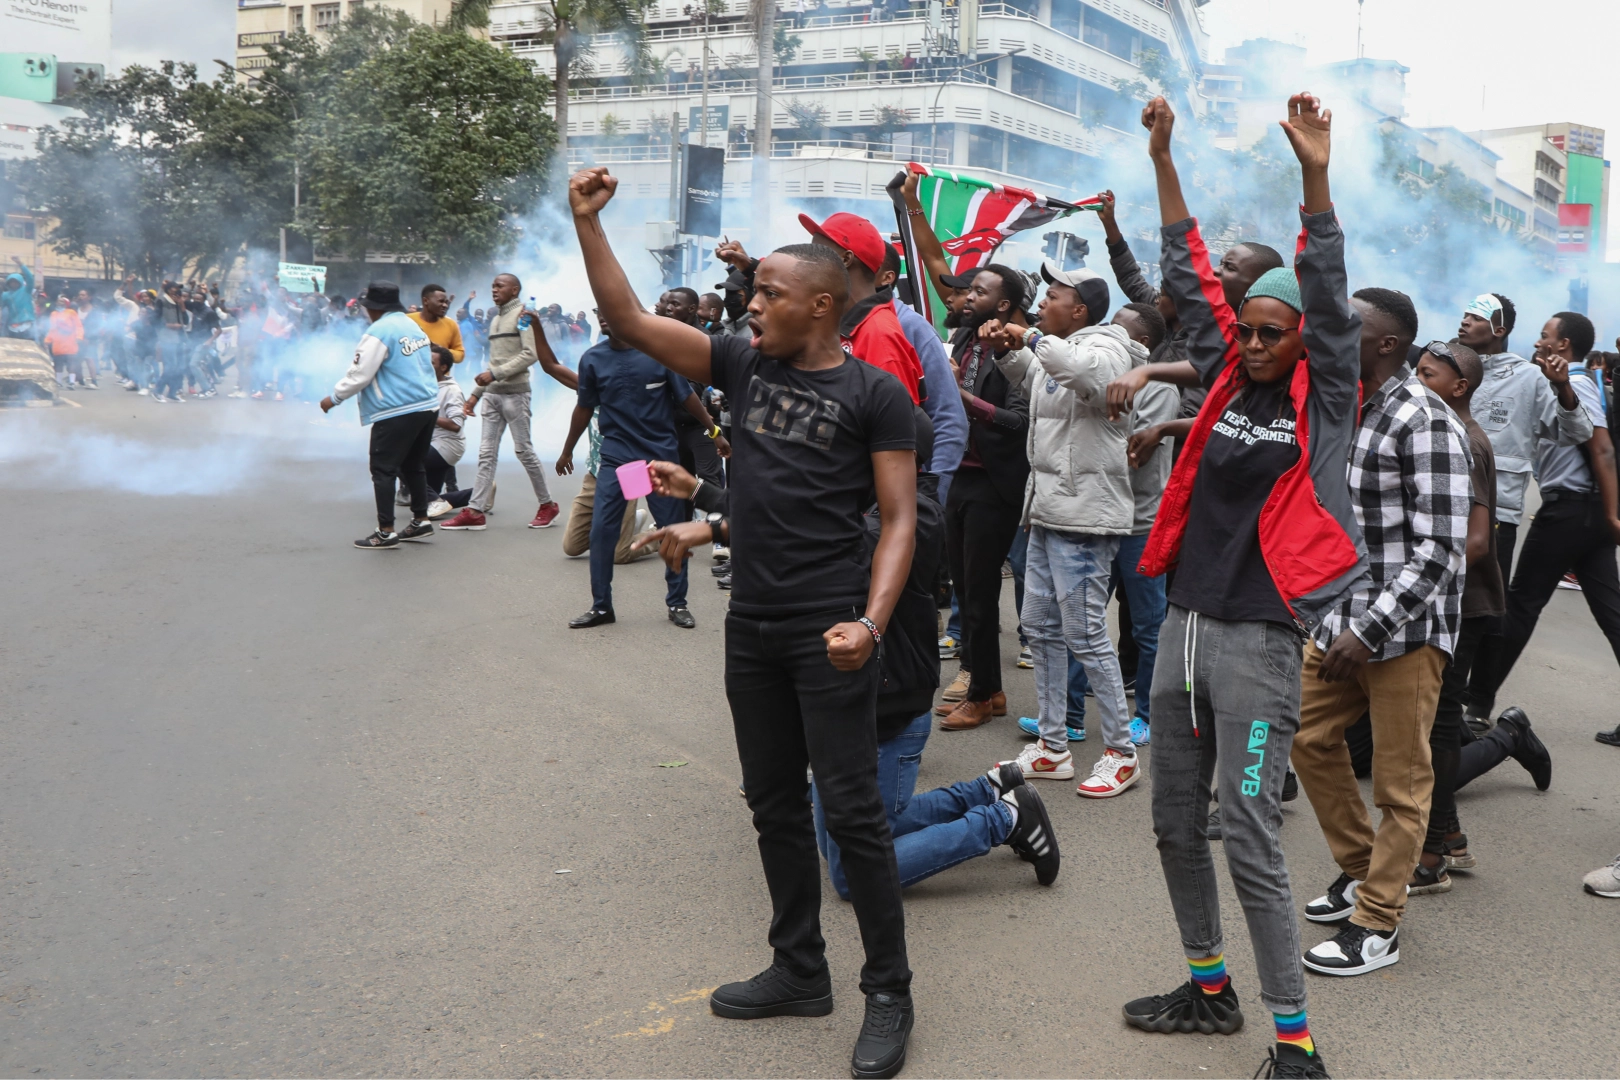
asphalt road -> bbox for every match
[3,390,1618,1079]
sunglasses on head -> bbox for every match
[1234,322,1293,347]
[1422,340,1462,375]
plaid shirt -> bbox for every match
[1314,367,1470,660]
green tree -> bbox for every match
[450,0,650,167]
[21,62,294,280]
[286,16,557,269]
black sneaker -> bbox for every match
[354,529,400,549]
[397,519,434,542]
[1122,978,1244,1035]
[1303,872,1361,923]
[1282,769,1299,802]
[1255,1043,1331,1079]
[1597,723,1620,747]
[669,606,696,629]
[716,573,732,591]
[1001,784,1059,886]
[1497,707,1551,791]
[568,608,616,629]
[850,991,913,1080]
[985,761,1025,795]
[1207,803,1222,841]
[709,964,833,1019]
[710,561,731,576]
[1303,922,1398,975]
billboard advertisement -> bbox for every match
[679,144,724,238]
[1,0,113,160]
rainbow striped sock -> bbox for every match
[1187,953,1228,995]
[1273,1008,1315,1055]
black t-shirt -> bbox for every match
[709,334,916,616]
[1169,378,1300,625]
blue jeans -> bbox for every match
[1024,526,1132,754]
[590,461,688,612]
[812,713,1012,898]
[1007,526,1031,647]
[1065,533,1167,724]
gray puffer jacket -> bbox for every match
[996,322,1145,535]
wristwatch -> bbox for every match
[706,512,725,544]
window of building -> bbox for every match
[967,127,1005,170]
[1080,3,1154,62]
[1493,199,1526,228]
[1011,56,1078,114]
[1080,78,1137,131]
[313,3,341,28]
[1049,0,1081,38]
[289,6,305,30]
[4,216,35,240]
[1533,177,1559,211]
[1535,151,1562,181]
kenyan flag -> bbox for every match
[887,164,1103,331]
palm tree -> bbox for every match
[450,0,650,164]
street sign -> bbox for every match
[687,104,729,135]
[278,261,326,294]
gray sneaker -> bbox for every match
[1583,854,1620,898]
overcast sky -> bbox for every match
[109,0,1616,253]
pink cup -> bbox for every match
[615,459,653,500]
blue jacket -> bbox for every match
[3,266,36,333]
[330,310,437,425]
[893,296,967,495]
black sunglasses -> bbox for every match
[1234,322,1293,347]
[1422,340,1462,375]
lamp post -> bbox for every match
[216,59,299,263]
[928,47,1022,165]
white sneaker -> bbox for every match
[426,499,455,520]
[1000,740,1075,781]
[1304,923,1399,976]
[137,387,149,396]
[1584,853,1620,898]
[1076,750,1141,798]
[395,486,413,506]
[227,390,246,398]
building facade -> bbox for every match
[1472,123,1609,264]
[484,0,1212,240]
[234,0,463,74]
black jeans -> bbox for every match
[725,607,911,997]
[677,422,725,521]
[369,411,435,530]
[1465,520,1518,716]
[1455,718,1517,791]
[1471,493,1620,705]
[1426,616,1488,850]
[944,467,1023,700]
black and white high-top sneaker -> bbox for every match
[1303,923,1399,976]
[1303,872,1362,923]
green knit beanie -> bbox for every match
[1243,266,1302,314]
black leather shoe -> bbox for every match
[668,606,696,629]
[709,964,832,1019]
[1597,723,1620,747]
[851,991,913,1079]
[1497,707,1551,790]
[568,608,615,629]
[1282,769,1299,802]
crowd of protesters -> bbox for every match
[15,85,1620,1080]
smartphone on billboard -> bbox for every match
[0,53,58,103]
[55,60,104,102]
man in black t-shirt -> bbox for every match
[569,167,919,1080]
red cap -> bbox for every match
[799,211,886,273]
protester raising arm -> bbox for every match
[1096,190,1159,307]
[569,167,713,385]
[900,171,954,299]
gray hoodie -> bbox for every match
[1471,350,1592,524]
[483,297,538,394]
[995,321,1146,535]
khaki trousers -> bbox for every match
[1292,641,1446,931]
[562,472,648,563]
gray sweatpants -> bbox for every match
[471,390,552,512]
[1150,604,1307,1013]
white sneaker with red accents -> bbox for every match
[1077,749,1141,798]
[999,741,1075,781]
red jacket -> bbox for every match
[1139,210,1369,631]
[840,292,923,404]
